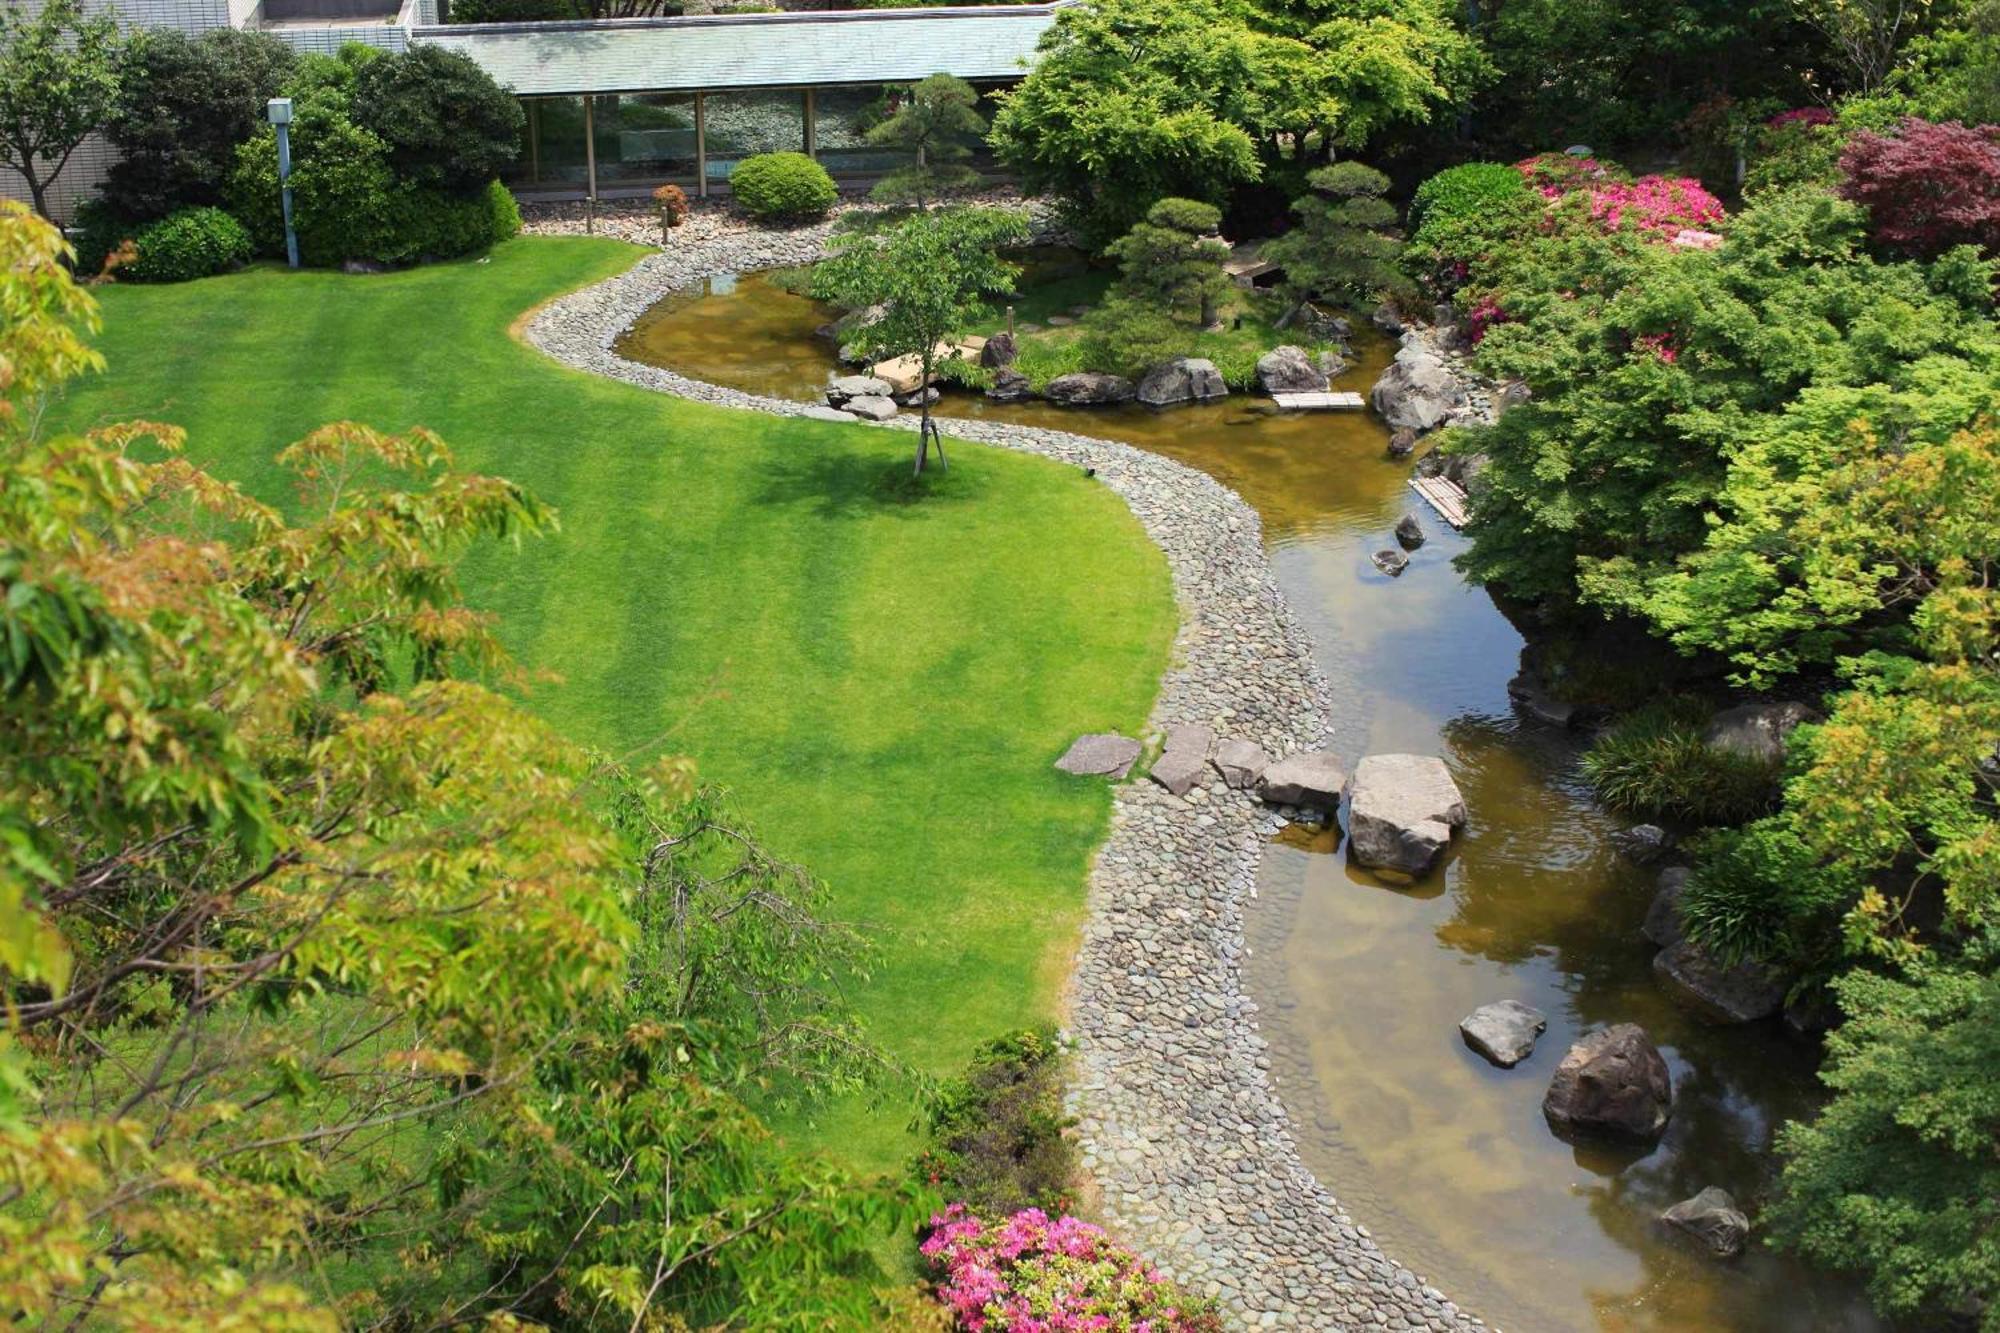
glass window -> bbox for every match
[509,96,588,190]
[809,84,911,177]
[701,89,806,182]
[598,93,699,185]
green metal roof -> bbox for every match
[412,4,1060,96]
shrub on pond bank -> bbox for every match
[914,1026,1077,1217]
[921,1203,1224,1333]
[1581,698,1783,826]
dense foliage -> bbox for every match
[227,45,521,267]
[913,1027,1077,1217]
[0,0,121,220]
[1579,698,1782,825]
[0,202,916,1329]
[1838,115,2000,258]
[102,28,296,222]
[730,150,839,221]
[125,204,254,282]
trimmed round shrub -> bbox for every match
[374,180,521,263]
[1407,161,1529,235]
[126,206,254,282]
[729,151,837,221]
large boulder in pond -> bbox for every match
[1542,1024,1673,1143]
[1660,1187,1751,1259]
[1257,345,1328,395]
[1653,938,1787,1024]
[1702,701,1817,767]
[1370,341,1466,434]
[1137,357,1228,407]
[1345,754,1467,878]
[1044,371,1136,407]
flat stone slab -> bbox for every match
[1149,747,1207,796]
[1213,737,1270,790]
[1055,732,1141,779]
[1459,1000,1547,1068]
[1346,753,1467,879]
[842,394,898,421]
[1162,722,1214,758]
[1259,750,1345,810]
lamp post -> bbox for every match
[267,97,299,269]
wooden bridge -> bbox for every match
[1408,474,1470,529]
[1270,390,1365,411]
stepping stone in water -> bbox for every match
[1212,738,1270,790]
[1055,733,1141,779]
[1259,750,1345,810]
[1660,1187,1750,1259]
[1373,548,1409,576]
[1346,753,1466,878]
[1459,1000,1547,1068]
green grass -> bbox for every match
[45,238,1176,1170]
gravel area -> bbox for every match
[521,218,1487,1332]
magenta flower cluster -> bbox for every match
[1585,175,1726,236]
[1768,106,1836,129]
[920,1204,1222,1333]
[1514,152,1618,198]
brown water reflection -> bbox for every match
[618,272,1882,1333]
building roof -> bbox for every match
[412,3,1062,97]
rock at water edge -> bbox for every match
[1213,738,1270,790]
[1346,754,1467,878]
[1055,733,1142,779]
[1653,939,1787,1024]
[1370,341,1467,434]
[1702,701,1817,767]
[1612,824,1671,864]
[842,394,898,421]
[1257,345,1329,396]
[1460,1000,1548,1068]
[1044,372,1137,407]
[1259,751,1345,810]
[1395,513,1426,549]
[826,373,892,404]
[1138,357,1229,408]
[1542,1023,1673,1143]
[1373,549,1410,576]
[1660,1187,1750,1259]
[979,330,1018,368]
[1643,867,1691,948]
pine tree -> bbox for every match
[1265,161,1406,316]
[866,73,986,209]
[1106,196,1234,328]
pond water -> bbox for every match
[617,272,1883,1333]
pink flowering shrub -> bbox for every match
[921,1204,1224,1333]
[1465,295,1509,344]
[1586,175,1726,236]
[1633,332,1680,364]
[1515,152,1624,199]
[1767,107,1835,129]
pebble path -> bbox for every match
[521,207,1487,1332]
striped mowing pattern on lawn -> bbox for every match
[46,237,1176,1170]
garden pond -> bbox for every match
[617,270,1884,1333]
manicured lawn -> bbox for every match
[46,237,1176,1170]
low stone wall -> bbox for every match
[522,225,1485,1333]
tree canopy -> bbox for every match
[0,0,121,220]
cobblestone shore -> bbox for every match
[520,219,1486,1332]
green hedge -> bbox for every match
[126,206,254,282]
[1407,161,1530,237]
[729,152,837,222]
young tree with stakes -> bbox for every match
[866,72,987,209]
[813,206,1028,476]
[0,0,122,220]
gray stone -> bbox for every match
[1507,671,1577,728]
[1213,738,1271,790]
[1394,513,1426,550]
[1162,723,1214,758]
[826,373,892,404]
[1257,345,1328,396]
[1612,824,1671,865]
[985,368,1035,403]
[1459,1000,1548,1068]
[1316,350,1348,381]
[841,394,898,421]
[1044,371,1137,407]
[1138,357,1229,408]
[1644,867,1691,948]
[1370,341,1467,434]
[897,386,940,407]
[1372,549,1409,576]
[1150,746,1208,796]
[1702,701,1817,767]
[1387,427,1418,459]
[1542,1024,1673,1143]
[1660,1187,1750,1259]
[1346,754,1467,878]
[1259,751,1345,810]
[1654,939,1788,1024]
[1055,732,1142,779]
[1372,300,1405,334]
[980,330,1018,368]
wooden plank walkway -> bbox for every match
[1408,474,1471,529]
[1270,390,1366,411]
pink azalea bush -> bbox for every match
[921,1204,1224,1333]
[1768,106,1836,129]
[1515,152,1622,198]
[1586,175,1726,236]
